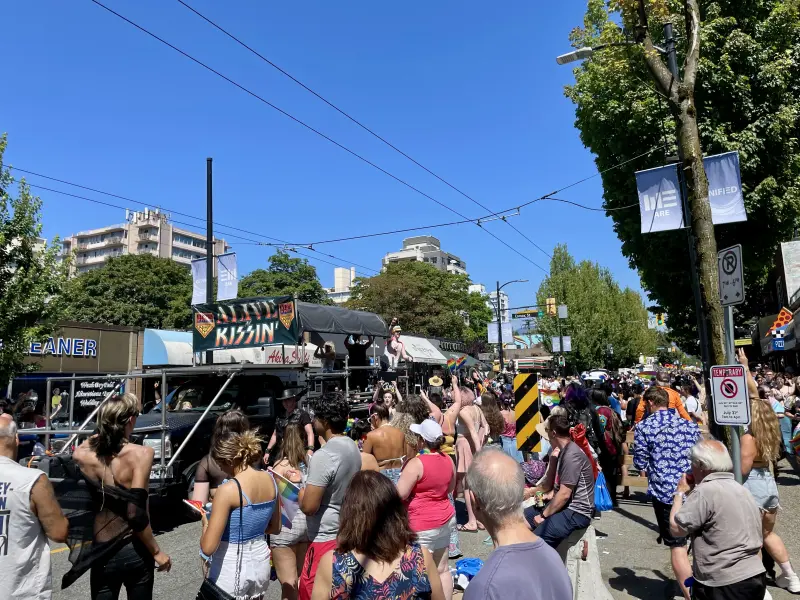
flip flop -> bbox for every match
[458,524,478,532]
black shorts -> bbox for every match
[652,498,687,548]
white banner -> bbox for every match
[191,258,206,306]
[216,253,239,301]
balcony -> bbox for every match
[77,235,125,250]
[76,254,116,265]
[137,247,157,256]
[139,231,157,241]
[172,236,206,251]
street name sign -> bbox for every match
[710,364,750,426]
[717,244,745,306]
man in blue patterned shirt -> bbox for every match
[634,386,700,600]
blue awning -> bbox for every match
[144,329,194,367]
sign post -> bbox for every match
[710,362,748,484]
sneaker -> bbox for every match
[776,572,800,594]
[764,589,773,600]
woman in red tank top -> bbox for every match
[396,419,457,600]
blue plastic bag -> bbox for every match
[594,471,613,512]
[455,558,484,579]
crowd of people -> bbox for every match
[3,352,800,600]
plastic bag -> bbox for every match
[594,471,613,512]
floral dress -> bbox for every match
[330,543,432,599]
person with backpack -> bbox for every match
[562,383,604,459]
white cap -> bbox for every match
[410,419,443,443]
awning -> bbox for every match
[297,302,387,337]
[440,350,480,369]
[402,336,448,365]
[144,329,194,367]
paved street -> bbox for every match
[52,462,800,600]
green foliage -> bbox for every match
[62,254,193,329]
[535,245,657,372]
[0,134,70,382]
[346,261,493,341]
[238,250,330,305]
[566,0,800,351]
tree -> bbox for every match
[238,250,330,305]
[62,254,193,329]
[566,1,800,360]
[535,245,657,372]
[0,135,70,382]
[346,261,492,341]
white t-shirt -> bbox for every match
[684,395,701,415]
[305,435,361,543]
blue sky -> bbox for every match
[2,0,645,316]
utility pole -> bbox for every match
[496,281,504,373]
[206,157,214,366]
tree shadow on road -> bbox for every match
[612,505,660,535]
[608,566,681,599]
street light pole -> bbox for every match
[496,279,528,373]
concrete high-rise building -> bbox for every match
[59,208,229,277]
[382,236,467,276]
[470,283,510,323]
[326,267,357,305]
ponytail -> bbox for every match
[89,393,140,457]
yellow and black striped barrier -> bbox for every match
[514,373,549,453]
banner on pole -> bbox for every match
[488,322,513,345]
[192,296,299,353]
[191,258,206,306]
[637,151,747,233]
[216,253,239,301]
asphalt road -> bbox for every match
[51,462,800,600]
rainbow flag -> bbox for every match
[269,468,300,529]
[447,358,457,373]
[456,355,467,369]
[540,389,561,408]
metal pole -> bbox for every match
[345,355,350,398]
[69,378,76,426]
[205,157,214,367]
[496,281,504,373]
[723,305,743,483]
[663,22,716,431]
[58,380,123,454]
[45,379,52,450]
[160,370,168,472]
[167,371,237,469]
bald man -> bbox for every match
[464,447,571,600]
[669,439,766,600]
[0,415,68,600]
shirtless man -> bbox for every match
[362,404,407,484]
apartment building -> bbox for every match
[382,236,467,276]
[60,208,229,276]
[468,283,510,323]
[325,267,357,305]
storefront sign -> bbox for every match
[28,337,98,357]
[73,379,123,420]
[193,297,299,353]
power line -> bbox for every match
[87,0,548,274]
[17,179,380,275]
[173,0,552,260]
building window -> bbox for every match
[173,233,207,249]
[430,257,438,264]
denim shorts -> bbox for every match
[381,467,402,485]
[744,467,780,512]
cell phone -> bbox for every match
[183,499,206,516]
[415,384,421,393]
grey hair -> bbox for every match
[689,439,732,473]
[549,405,568,419]
[465,447,525,524]
[0,419,18,439]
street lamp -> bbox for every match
[496,279,528,373]
[556,41,666,65]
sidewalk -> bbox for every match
[597,462,800,599]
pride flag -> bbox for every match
[269,468,301,530]
[540,389,561,408]
[447,355,467,373]
[456,355,467,369]
[447,358,457,373]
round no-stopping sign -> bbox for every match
[720,378,738,398]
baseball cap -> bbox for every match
[410,420,443,443]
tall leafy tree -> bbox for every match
[566,0,800,353]
[0,135,70,382]
[535,245,657,372]
[238,250,330,304]
[347,261,492,341]
[62,254,193,329]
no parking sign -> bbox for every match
[710,365,751,426]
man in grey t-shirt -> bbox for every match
[298,393,360,600]
[524,414,595,548]
[465,447,571,600]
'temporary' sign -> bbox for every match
[192,296,299,353]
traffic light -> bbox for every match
[546,297,557,316]
[656,313,664,326]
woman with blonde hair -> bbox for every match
[199,429,282,599]
[742,397,800,593]
[66,393,171,600]
[270,423,310,600]
[455,385,487,532]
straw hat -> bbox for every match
[428,375,444,387]
[535,416,551,440]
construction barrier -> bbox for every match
[514,373,550,453]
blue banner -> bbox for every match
[637,151,747,233]
[191,258,206,305]
[706,151,746,225]
[636,164,683,233]
[216,253,239,301]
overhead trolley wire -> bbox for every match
[87,0,549,275]
[173,0,552,260]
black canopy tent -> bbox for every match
[296,302,388,337]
